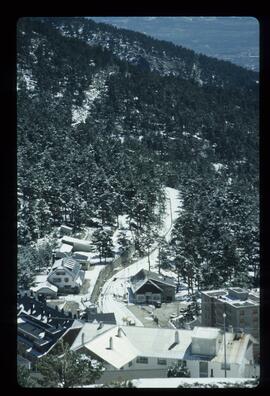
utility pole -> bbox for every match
[168,197,173,227]
[223,312,227,378]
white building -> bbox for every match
[61,236,93,252]
[47,257,84,294]
[55,242,73,259]
[30,282,58,298]
[70,323,256,384]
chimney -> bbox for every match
[109,336,113,350]
[81,332,85,345]
[117,327,122,337]
[175,331,179,344]
[97,321,103,330]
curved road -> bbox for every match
[98,187,181,325]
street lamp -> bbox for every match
[223,312,227,378]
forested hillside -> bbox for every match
[17,17,259,290]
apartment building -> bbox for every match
[201,288,259,341]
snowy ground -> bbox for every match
[56,264,106,310]
[131,377,258,388]
[98,187,183,324]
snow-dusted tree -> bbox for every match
[92,228,114,264]
[156,236,172,274]
[34,198,53,237]
[36,339,103,388]
[17,365,39,388]
[167,361,190,378]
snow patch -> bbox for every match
[72,71,109,127]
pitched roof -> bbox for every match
[17,295,76,360]
[70,324,255,369]
[50,257,81,279]
[84,312,117,325]
[130,269,176,293]
[31,282,58,293]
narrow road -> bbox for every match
[97,187,181,325]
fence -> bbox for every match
[90,245,135,304]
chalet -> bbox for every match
[129,269,176,305]
[47,257,84,294]
[70,323,257,384]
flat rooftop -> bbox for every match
[202,288,259,307]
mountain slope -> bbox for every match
[17,17,259,289]
[36,16,258,88]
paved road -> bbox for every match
[98,187,181,325]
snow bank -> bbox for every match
[131,377,258,388]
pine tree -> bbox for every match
[36,339,103,388]
[167,361,190,378]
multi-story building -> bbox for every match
[47,257,84,294]
[70,323,257,383]
[200,288,259,361]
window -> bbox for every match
[157,358,167,365]
[221,363,231,370]
[64,277,69,282]
[136,357,148,364]
[52,278,61,283]
[128,361,133,367]
[56,271,65,276]
[137,295,145,302]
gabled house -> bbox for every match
[129,269,176,305]
[47,257,84,294]
[70,323,257,384]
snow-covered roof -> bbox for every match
[192,327,220,340]
[130,269,176,293]
[71,323,115,351]
[31,282,58,293]
[211,332,252,366]
[201,288,259,308]
[50,257,81,280]
[59,243,73,253]
[71,324,254,369]
[83,327,139,369]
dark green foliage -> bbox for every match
[17,17,258,290]
[17,365,40,388]
[17,241,56,290]
[167,361,191,378]
[35,340,103,388]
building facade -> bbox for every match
[201,288,259,340]
[47,257,84,293]
[70,323,256,384]
[129,269,176,305]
